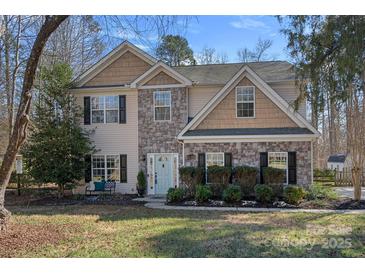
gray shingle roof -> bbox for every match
[328,154,347,163]
[173,61,295,85]
[183,127,313,137]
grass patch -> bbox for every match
[2,204,365,257]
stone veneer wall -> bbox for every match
[184,141,312,186]
[138,87,188,172]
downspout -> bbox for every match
[177,139,185,166]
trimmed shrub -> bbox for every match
[283,185,306,205]
[207,165,232,197]
[254,184,274,203]
[179,167,205,197]
[222,185,241,203]
[306,183,339,200]
[263,167,285,197]
[136,170,147,196]
[233,166,258,195]
[195,184,212,203]
[166,187,185,203]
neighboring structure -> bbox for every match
[71,41,319,195]
[327,154,348,171]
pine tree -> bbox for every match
[22,63,94,197]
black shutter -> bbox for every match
[85,155,91,183]
[119,95,126,124]
[120,154,127,183]
[260,152,268,184]
[224,153,232,167]
[84,96,91,125]
[198,153,206,168]
[288,152,297,184]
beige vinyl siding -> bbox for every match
[144,71,180,86]
[196,77,298,129]
[268,81,306,119]
[188,85,222,117]
[85,51,152,86]
[73,88,138,194]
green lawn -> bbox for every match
[3,204,365,257]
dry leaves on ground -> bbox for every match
[0,222,78,257]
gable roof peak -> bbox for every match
[178,64,319,139]
[74,40,157,87]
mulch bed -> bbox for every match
[0,222,78,257]
[5,190,142,207]
[167,198,365,210]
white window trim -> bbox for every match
[153,90,171,122]
[91,155,120,183]
[235,86,256,118]
[91,96,119,124]
[105,96,119,124]
[205,152,225,183]
[268,152,288,185]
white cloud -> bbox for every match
[134,44,150,51]
[230,17,269,30]
[269,32,278,37]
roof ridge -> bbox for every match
[173,60,290,68]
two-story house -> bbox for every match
[71,41,319,195]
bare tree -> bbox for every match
[196,46,229,65]
[346,83,365,201]
[237,47,254,62]
[0,15,68,231]
[40,16,104,75]
[237,38,274,62]
[0,16,37,146]
[217,52,228,64]
[254,38,273,61]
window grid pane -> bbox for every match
[268,152,287,183]
[91,96,104,110]
[154,91,171,121]
[106,110,118,123]
[92,156,105,181]
[206,153,224,167]
[105,96,118,109]
[236,86,255,118]
[91,96,119,124]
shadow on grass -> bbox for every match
[139,222,365,257]
[5,204,365,257]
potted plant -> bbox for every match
[137,170,147,196]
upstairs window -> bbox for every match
[91,96,104,123]
[236,86,255,118]
[154,91,171,121]
[105,96,119,123]
[91,96,119,124]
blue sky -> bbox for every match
[183,16,289,62]
[100,16,289,63]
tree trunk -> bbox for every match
[347,85,364,201]
[4,15,12,141]
[0,16,68,231]
[329,94,338,155]
[352,167,362,201]
[311,99,319,168]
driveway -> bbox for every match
[335,187,365,200]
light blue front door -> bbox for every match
[154,154,173,194]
